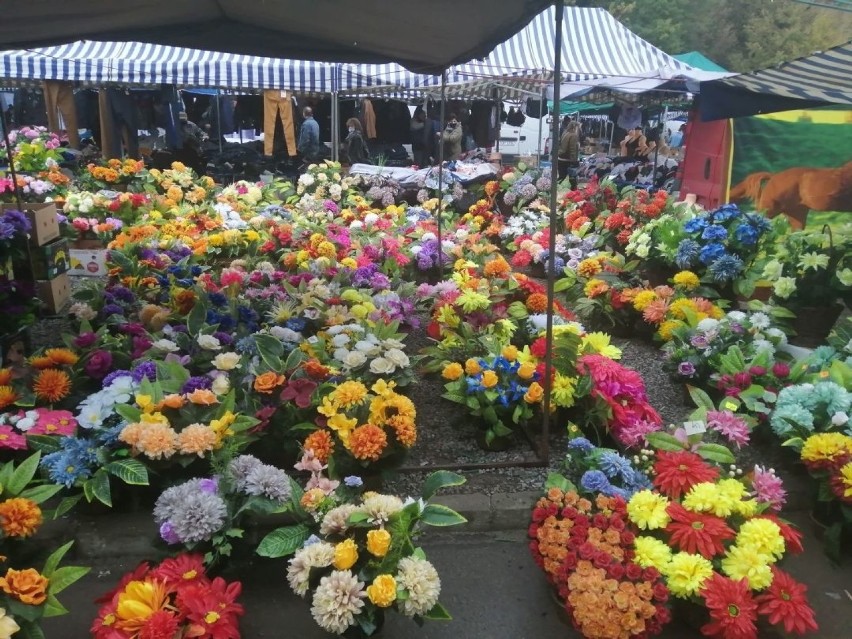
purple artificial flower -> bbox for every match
[164,353,191,365]
[74,332,98,349]
[344,476,363,487]
[117,322,146,336]
[85,350,114,380]
[677,362,696,377]
[182,376,213,394]
[751,465,787,511]
[131,335,153,359]
[690,334,710,349]
[213,331,234,346]
[324,200,339,214]
[111,285,135,303]
[369,273,390,290]
[159,521,181,544]
[131,360,157,383]
[2,210,31,233]
[101,304,124,317]
[199,478,219,494]
[102,370,131,388]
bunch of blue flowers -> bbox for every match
[556,436,653,499]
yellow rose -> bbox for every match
[517,362,537,380]
[465,358,482,375]
[501,345,518,361]
[333,538,359,570]
[481,370,499,389]
[442,363,464,381]
[366,574,397,608]
[366,529,392,557]
[524,381,544,403]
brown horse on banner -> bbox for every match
[729,161,852,228]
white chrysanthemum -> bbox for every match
[320,504,361,536]
[287,541,335,597]
[310,570,366,634]
[361,494,404,525]
[396,556,441,617]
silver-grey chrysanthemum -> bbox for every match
[244,464,291,502]
[228,455,263,491]
[153,478,207,523]
[166,490,228,544]
[310,570,366,634]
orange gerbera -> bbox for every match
[0,368,12,386]
[33,369,72,403]
[0,386,18,410]
[349,424,387,461]
[115,580,172,633]
[304,430,334,463]
[44,348,79,366]
[526,293,549,313]
[0,498,43,537]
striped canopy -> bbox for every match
[699,41,852,120]
[0,41,336,93]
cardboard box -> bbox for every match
[69,248,108,277]
[29,238,70,280]
[37,273,71,314]
[24,203,61,246]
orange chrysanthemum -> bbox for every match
[134,423,178,460]
[0,498,43,537]
[387,416,417,447]
[304,430,334,463]
[349,424,388,461]
[526,293,549,313]
[0,368,12,386]
[0,386,18,410]
[642,299,670,325]
[33,368,72,403]
[483,257,511,279]
[177,424,219,457]
[44,348,79,366]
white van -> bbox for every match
[497,113,552,159]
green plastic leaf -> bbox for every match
[24,435,61,454]
[545,473,574,493]
[424,601,453,620]
[420,503,467,527]
[256,524,311,558]
[255,333,285,371]
[53,494,82,519]
[687,386,715,411]
[114,404,142,424]
[645,432,685,452]
[16,619,46,639]
[42,593,69,618]
[90,470,112,507]
[421,471,466,501]
[47,565,90,595]
[43,540,75,578]
[19,484,62,504]
[696,443,736,465]
[7,452,42,495]
[104,458,149,486]
[186,299,207,336]
[347,511,370,525]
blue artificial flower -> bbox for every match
[41,437,100,488]
[190,265,203,276]
[709,254,745,282]
[604,486,630,500]
[208,292,227,307]
[734,223,759,246]
[699,242,727,265]
[747,213,771,233]
[344,476,363,487]
[701,225,728,242]
[286,317,307,332]
[675,239,700,268]
[465,375,484,394]
[567,437,595,454]
[102,370,132,388]
[182,376,213,394]
[235,336,258,355]
[598,451,632,479]
[206,310,224,325]
[492,356,511,372]
[684,215,709,233]
[621,467,653,493]
[712,204,740,222]
[580,470,612,494]
[101,304,124,317]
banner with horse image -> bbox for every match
[728,108,852,229]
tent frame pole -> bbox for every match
[434,69,446,280]
[216,89,223,154]
[541,0,565,465]
[537,86,545,166]
[331,90,339,162]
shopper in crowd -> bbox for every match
[344,117,371,165]
[179,111,208,152]
[558,120,580,189]
[670,123,686,149]
[298,106,321,160]
[439,113,463,161]
[619,126,646,159]
[410,107,429,167]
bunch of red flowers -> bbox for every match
[91,554,243,639]
[529,488,670,639]
[599,189,670,246]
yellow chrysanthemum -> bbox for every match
[581,332,621,360]
[632,290,658,312]
[735,519,785,561]
[658,319,684,342]
[673,271,700,290]
[664,552,714,598]
[633,536,672,570]
[721,545,774,590]
[626,490,671,530]
[800,432,852,464]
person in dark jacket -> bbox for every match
[439,113,463,162]
[557,120,580,188]
[344,117,370,165]
[410,107,428,167]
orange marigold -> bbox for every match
[0,568,49,605]
[33,368,72,403]
[0,498,43,537]
[483,257,511,279]
[388,415,417,447]
[304,430,334,463]
[349,424,388,461]
[0,386,18,410]
[44,348,79,366]
[526,293,549,313]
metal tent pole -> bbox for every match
[541,0,566,464]
[435,69,446,279]
[331,91,339,162]
[216,89,223,154]
[537,87,546,166]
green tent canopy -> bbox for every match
[674,52,728,73]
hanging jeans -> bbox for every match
[99,88,139,159]
[262,90,296,156]
[43,81,79,149]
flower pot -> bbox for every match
[475,430,515,452]
[789,303,843,347]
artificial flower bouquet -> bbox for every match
[458,196,503,239]
[296,160,357,203]
[64,189,151,229]
[153,454,294,564]
[263,469,466,637]
[769,372,851,448]
[0,453,90,639]
[798,432,852,561]
[624,452,817,639]
[497,163,551,214]
[497,206,549,246]
[0,346,83,411]
[559,177,618,228]
[0,208,31,255]
[91,553,243,639]
[304,378,417,478]
[0,126,64,173]
[0,173,59,203]
[760,226,852,310]
[528,487,672,639]
[441,347,544,448]
[80,158,148,192]
[145,161,216,207]
[510,227,601,276]
[550,436,654,500]
[592,186,673,249]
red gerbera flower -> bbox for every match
[653,450,720,499]
[666,502,735,559]
[755,567,818,635]
[700,573,758,639]
[139,610,181,639]
[150,553,209,591]
[178,577,244,639]
[756,514,804,555]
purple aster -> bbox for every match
[182,376,213,394]
[131,361,157,382]
[199,478,219,494]
[369,273,390,290]
[213,331,234,345]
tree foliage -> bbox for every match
[570,0,852,72]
